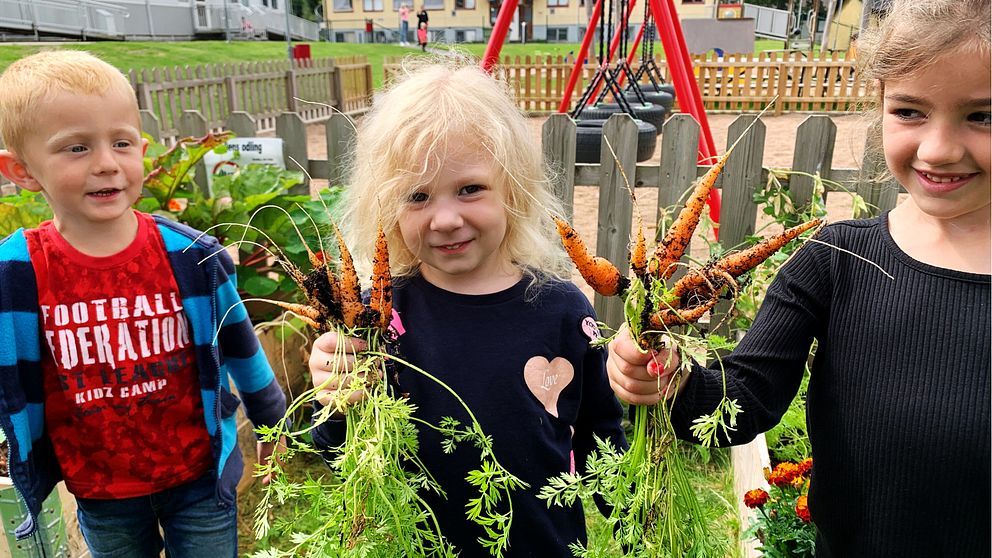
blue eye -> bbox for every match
[68,145,87,153]
[408,191,428,203]
[459,184,484,195]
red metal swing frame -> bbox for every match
[480,0,722,229]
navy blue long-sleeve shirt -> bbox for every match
[314,274,626,557]
[672,215,991,557]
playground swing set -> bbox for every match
[480,0,723,227]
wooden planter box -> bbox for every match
[235,323,311,496]
[732,434,772,558]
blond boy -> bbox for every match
[0,50,286,557]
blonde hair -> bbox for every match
[0,50,138,154]
[342,58,570,285]
[857,0,991,177]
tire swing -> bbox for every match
[570,0,656,164]
[580,101,666,133]
[574,119,657,164]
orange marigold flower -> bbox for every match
[795,495,811,523]
[744,489,769,509]
[797,457,813,477]
[768,462,801,487]
[167,198,182,212]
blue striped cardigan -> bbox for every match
[0,214,287,539]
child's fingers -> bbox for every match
[311,331,368,356]
[609,324,655,367]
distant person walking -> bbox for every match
[416,4,429,29]
[399,3,410,46]
[417,21,428,51]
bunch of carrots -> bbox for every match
[543,143,820,556]
[246,217,523,557]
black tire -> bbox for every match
[576,103,666,136]
[641,82,676,96]
[625,90,674,112]
[574,118,657,164]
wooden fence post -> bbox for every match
[790,115,837,210]
[285,69,299,113]
[276,111,309,194]
[325,113,355,188]
[330,63,345,112]
[139,110,161,143]
[595,114,637,330]
[179,110,210,195]
[657,115,701,239]
[855,124,899,216]
[718,115,766,251]
[712,114,766,338]
[542,114,577,221]
[226,111,257,138]
[225,76,240,114]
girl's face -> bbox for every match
[881,51,991,224]
[398,143,519,294]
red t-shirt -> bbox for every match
[28,212,213,499]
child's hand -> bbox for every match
[606,324,685,406]
[309,331,378,411]
[257,435,287,485]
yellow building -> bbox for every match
[322,0,723,44]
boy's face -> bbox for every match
[3,89,147,233]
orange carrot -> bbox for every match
[270,301,323,330]
[554,216,627,297]
[649,146,735,279]
[711,219,821,278]
[667,218,822,304]
[333,223,364,328]
[630,222,648,277]
[368,223,392,332]
[649,295,719,328]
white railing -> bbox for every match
[0,0,127,38]
[743,2,789,39]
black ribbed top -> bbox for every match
[672,214,991,557]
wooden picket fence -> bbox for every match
[386,50,863,115]
[129,56,374,141]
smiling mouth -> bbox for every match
[918,171,973,184]
[436,240,470,251]
[88,188,122,197]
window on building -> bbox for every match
[682,0,703,3]
[547,27,569,41]
[456,0,476,8]
[262,0,268,6]
[271,0,278,9]
[364,0,384,10]
[548,0,567,6]
[334,0,353,10]
[424,0,443,8]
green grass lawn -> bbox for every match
[0,37,792,89]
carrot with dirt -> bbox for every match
[554,215,628,297]
[333,223,365,328]
[666,219,823,306]
[366,223,392,332]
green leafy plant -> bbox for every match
[0,189,52,237]
[248,224,525,557]
[743,459,816,558]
